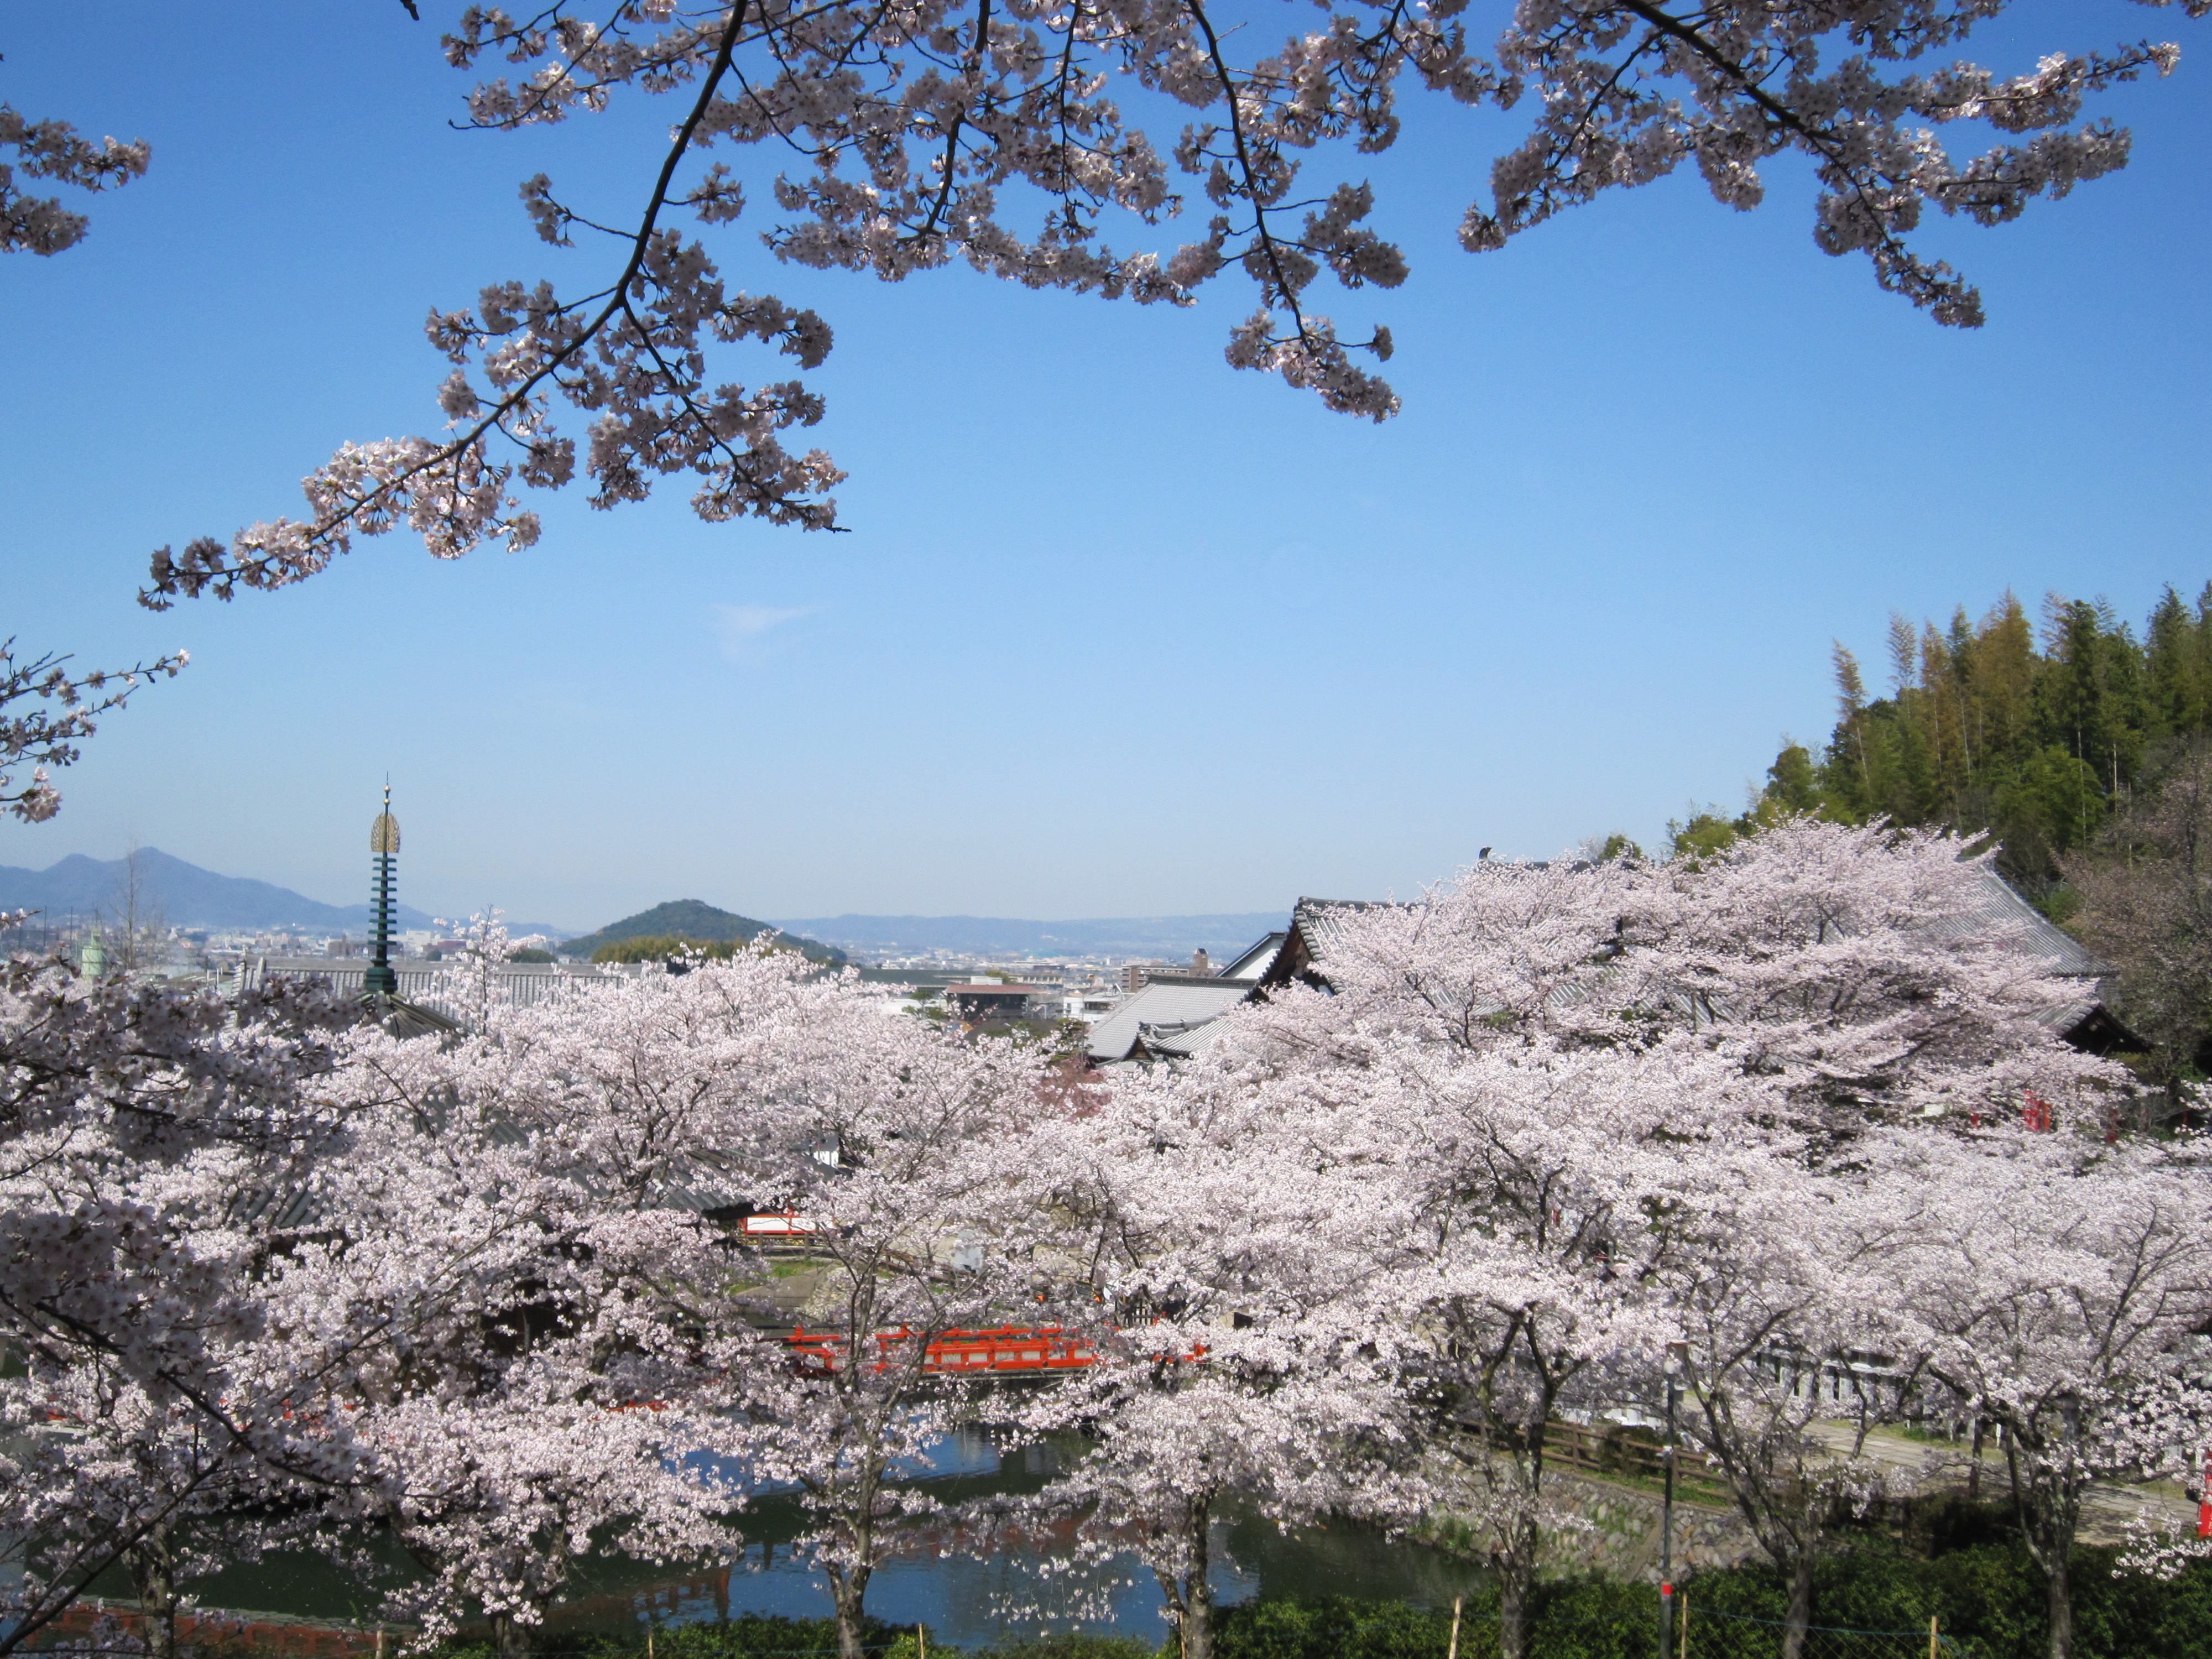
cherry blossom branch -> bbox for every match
[1182,0,1405,419]
[140,0,797,609]
[132,1,2204,596]
[910,0,990,247]
[0,641,188,824]
[1473,2,2184,326]
[0,1465,226,1658]
[0,100,150,255]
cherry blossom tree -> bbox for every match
[1217,821,2134,1658]
[998,1050,1413,1659]
[1880,1127,2212,1659]
[711,995,1050,1659]
[1354,1036,1780,1659]
[0,1360,307,1659]
[1637,820,2122,1134]
[137,1,2204,606]
[0,907,1053,1655]
[294,936,826,1648]
[0,908,738,1658]
[1625,822,2143,1655]
[299,1013,732,1655]
[315,933,1051,1659]
[1212,860,1782,1657]
[0,951,362,1655]
[1667,1173,1928,1659]
[347,1366,730,1656]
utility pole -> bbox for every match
[2198,1446,2210,1541]
[1661,1340,1687,1659]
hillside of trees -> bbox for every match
[561,899,847,965]
[1668,581,2212,1102]
[1676,583,2212,894]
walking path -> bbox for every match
[1804,1422,2194,1544]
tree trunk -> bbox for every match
[1496,1514,1537,1659]
[827,1439,882,1659]
[829,1562,874,1659]
[124,1523,178,1659]
[1178,1496,1215,1659]
[1780,1546,1815,1659]
[2036,1474,2080,1659]
[2012,1447,2080,1659]
[489,1612,529,1659]
[2046,1541,2072,1659]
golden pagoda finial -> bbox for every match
[371,777,401,856]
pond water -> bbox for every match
[179,1430,1491,1648]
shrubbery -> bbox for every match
[1197,1544,2212,1659]
[430,1547,2212,1659]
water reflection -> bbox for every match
[194,1429,1491,1649]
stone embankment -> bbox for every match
[1420,1420,2198,1580]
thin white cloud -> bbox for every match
[711,603,810,661]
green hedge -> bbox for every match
[413,1541,2212,1659]
[1202,1546,2212,1659]
[1672,1540,2212,1659]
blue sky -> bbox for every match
[3,2,2206,932]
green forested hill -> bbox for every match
[1679,584,2212,891]
[561,899,846,964]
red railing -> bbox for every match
[740,1211,822,1238]
[785,1323,1099,1376]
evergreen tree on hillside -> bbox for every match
[1679,583,2212,898]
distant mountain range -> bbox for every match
[0,848,571,939]
[768,912,1289,961]
[1,849,1290,964]
[560,900,844,965]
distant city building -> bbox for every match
[1119,960,1176,993]
[243,953,634,1014]
[947,980,1039,1022]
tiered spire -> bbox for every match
[366,782,400,997]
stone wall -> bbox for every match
[1535,1470,1764,1579]
[1418,1458,1766,1582]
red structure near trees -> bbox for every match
[784,1324,1097,1376]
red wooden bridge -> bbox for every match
[785,1323,1099,1376]
[748,1213,1180,1378]
[740,1211,822,1240]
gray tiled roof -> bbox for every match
[1136,1019,1230,1059]
[1264,898,1407,988]
[1218,931,1289,980]
[1086,977,1254,1062]
[1931,866,2109,979]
